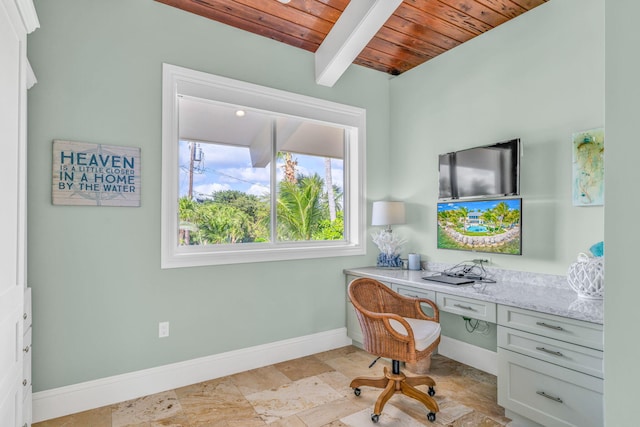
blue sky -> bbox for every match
[179,141,344,199]
[437,198,521,213]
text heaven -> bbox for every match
[60,151,135,169]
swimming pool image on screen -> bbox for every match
[437,198,522,255]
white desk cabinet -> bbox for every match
[497,306,603,427]
[344,267,604,427]
[498,350,602,427]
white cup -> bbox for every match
[408,253,421,270]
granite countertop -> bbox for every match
[344,266,604,325]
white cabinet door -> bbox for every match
[0,3,24,425]
[0,0,37,425]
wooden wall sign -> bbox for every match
[52,140,141,206]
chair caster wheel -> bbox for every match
[371,413,380,423]
[428,386,435,396]
[353,387,361,396]
[427,412,436,422]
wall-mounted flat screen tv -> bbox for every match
[437,198,522,255]
[439,139,520,200]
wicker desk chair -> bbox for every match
[348,277,441,423]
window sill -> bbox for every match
[161,241,365,268]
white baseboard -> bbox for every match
[33,328,351,423]
[438,335,498,376]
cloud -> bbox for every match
[246,184,269,197]
[217,167,270,187]
[193,182,231,198]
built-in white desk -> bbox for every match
[344,266,604,427]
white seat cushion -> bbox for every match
[389,317,441,351]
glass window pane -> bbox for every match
[178,141,271,245]
[163,65,365,267]
[275,119,345,242]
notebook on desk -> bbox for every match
[422,273,475,285]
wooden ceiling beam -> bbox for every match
[315,0,403,87]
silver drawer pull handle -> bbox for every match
[536,321,564,331]
[536,391,563,403]
[23,379,27,386]
[23,313,28,320]
[536,346,563,357]
[454,303,475,311]
[23,346,30,353]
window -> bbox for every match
[161,64,366,268]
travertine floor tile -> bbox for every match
[340,404,427,427]
[424,397,474,425]
[149,412,191,426]
[226,417,267,427]
[319,421,349,427]
[112,391,182,427]
[268,415,308,427]
[34,346,509,427]
[274,355,335,381]
[246,376,342,424]
[313,346,360,363]
[33,405,112,427]
[175,379,259,426]
[315,370,353,396]
[323,352,388,379]
[296,396,370,427]
[451,410,505,427]
[231,365,292,396]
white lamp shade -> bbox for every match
[371,201,406,226]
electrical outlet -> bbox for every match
[159,321,170,338]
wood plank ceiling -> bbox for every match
[155,0,548,76]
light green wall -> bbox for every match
[28,0,625,417]
[604,1,640,425]
[27,0,391,391]
[389,0,604,276]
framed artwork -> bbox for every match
[572,128,604,206]
[52,140,141,206]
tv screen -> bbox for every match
[437,198,522,255]
[439,139,520,200]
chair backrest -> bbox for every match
[349,277,403,315]
[348,277,438,362]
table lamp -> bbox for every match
[371,201,406,268]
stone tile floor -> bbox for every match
[34,346,511,427]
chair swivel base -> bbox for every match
[350,363,438,423]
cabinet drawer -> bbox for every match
[498,326,603,378]
[393,284,436,301]
[437,293,496,322]
[393,284,436,317]
[498,349,603,427]
[498,306,603,350]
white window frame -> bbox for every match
[161,64,366,268]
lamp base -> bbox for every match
[376,253,402,269]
